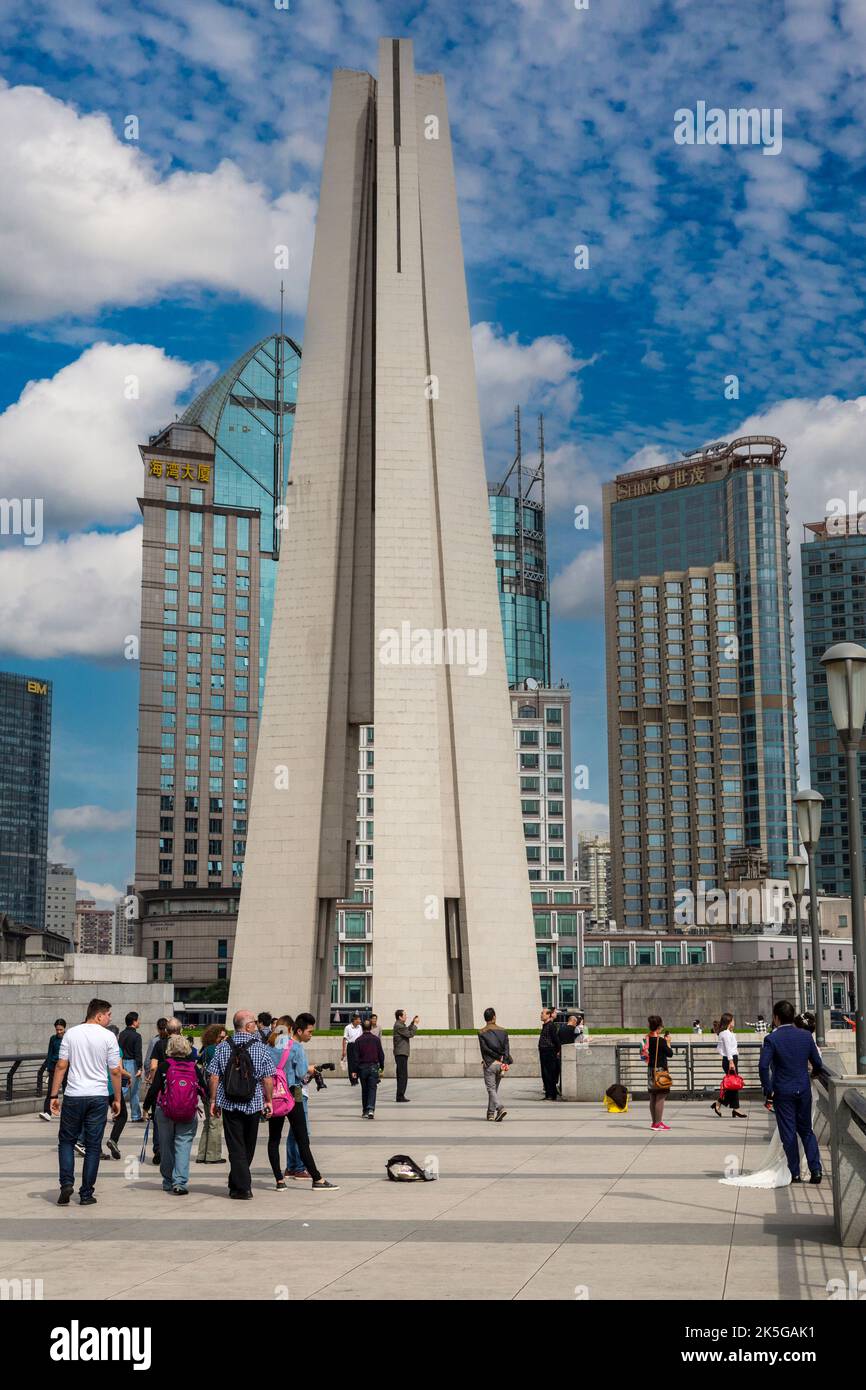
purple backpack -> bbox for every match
[158,1059,199,1122]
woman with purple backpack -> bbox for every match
[143,1033,207,1195]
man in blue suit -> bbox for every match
[759,1000,825,1183]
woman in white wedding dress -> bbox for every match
[719,1013,820,1189]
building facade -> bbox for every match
[0,671,52,931]
[133,333,300,993]
[75,899,114,955]
[576,834,611,925]
[603,437,798,932]
[487,411,550,688]
[801,518,866,896]
[45,862,76,945]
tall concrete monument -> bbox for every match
[229,39,540,1027]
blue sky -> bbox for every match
[0,0,864,902]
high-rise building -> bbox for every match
[230,39,540,1027]
[45,862,76,945]
[133,333,301,993]
[488,410,550,688]
[603,437,797,931]
[801,517,866,896]
[75,899,114,954]
[577,834,611,925]
[0,671,52,931]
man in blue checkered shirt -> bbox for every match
[208,1009,275,1199]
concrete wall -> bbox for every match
[580,961,799,1028]
[0,963,174,1054]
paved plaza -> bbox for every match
[0,1078,861,1301]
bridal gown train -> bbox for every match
[719,1101,817,1188]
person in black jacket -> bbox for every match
[538,1008,561,1100]
[117,1012,143,1121]
[478,1008,511,1121]
[353,1018,385,1118]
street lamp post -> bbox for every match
[794,788,826,1045]
[820,642,866,1074]
[787,856,807,1013]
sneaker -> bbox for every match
[809,1172,823,1185]
[289,1170,310,1181]
[106,1140,121,1160]
[312,1179,340,1191]
[395,1097,410,1103]
[74,1142,86,1157]
[57,1185,74,1206]
[100,1149,112,1160]
[790,1175,802,1183]
[79,1195,97,1206]
[39,1111,52,1121]
[657,1122,671,1130]
[172,1186,189,1195]
[650,1123,662,1130]
[486,1115,495,1121]
[365,1111,375,1119]
[229,1190,252,1200]
[275,1180,287,1190]
[495,1109,507,1122]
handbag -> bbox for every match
[650,1035,672,1091]
[721,1071,744,1093]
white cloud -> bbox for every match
[550,544,605,621]
[571,799,610,838]
[0,342,197,533]
[53,805,133,832]
[76,879,124,908]
[0,527,141,659]
[471,321,592,432]
[0,82,316,324]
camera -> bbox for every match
[310,1062,336,1091]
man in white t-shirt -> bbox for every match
[49,997,122,1206]
[342,1014,363,1086]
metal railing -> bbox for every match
[615,1042,766,1098]
[1,1055,47,1100]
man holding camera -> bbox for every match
[282,1014,339,1191]
[393,1009,419,1103]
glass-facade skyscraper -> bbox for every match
[0,670,52,930]
[133,333,300,991]
[488,448,550,688]
[603,437,797,931]
[801,518,866,896]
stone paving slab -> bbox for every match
[0,1078,862,1301]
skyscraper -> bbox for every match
[801,517,866,896]
[133,333,300,991]
[577,834,612,925]
[603,437,797,931]
[230,39,540,1027]
[0,670,51,931]
[488,410,550,688]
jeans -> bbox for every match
[483,1062,504,1116]
[359,1063,379,1114]
[124,1064,142,1121]
[58,1095,108,1199]
[395,1053,409,1100]
[285,1096,309,1172]
[155,1109,198,1190]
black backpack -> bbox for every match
[385,1154,436,1182]
[222,1038,257,1103]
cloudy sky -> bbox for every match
[0,0,864,903]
